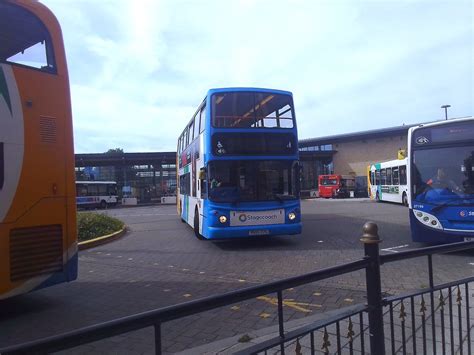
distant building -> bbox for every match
[298,123,420,197]
[75,120,454,202]
[75,152,177,203]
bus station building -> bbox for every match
[74,122,434,202]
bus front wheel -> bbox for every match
[194,209,204,240]
[99,200,107,209]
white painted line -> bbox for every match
[381,244,409,253]
[469,263,474,266]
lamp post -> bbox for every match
[441,104,451,120]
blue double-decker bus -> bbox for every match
[177,88,302,239]
[408,117,474,243]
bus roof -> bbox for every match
[408,116,473,133]
[207,87,293,97]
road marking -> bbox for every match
[183,294,192,298]
[238,279,246,283]
[313,292,322,296]
[469,263,474,266]
[259,312,271,319]
[344,298,354,303]
[231,306,240,311]
[257,296,322,313]
[381,244,409,253]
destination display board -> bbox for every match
[211,133,296,156]
[413,121,474,147]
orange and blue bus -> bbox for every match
[0,0,77,299]
[177,88,302,239]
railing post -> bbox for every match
[360,222,385,355]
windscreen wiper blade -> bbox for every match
[274,194,284,203]
[431,198,474,212]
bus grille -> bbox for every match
[10,225,63,282]
[39,117,57,143]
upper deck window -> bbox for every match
[212,92,294,128]
[0,2,56,72]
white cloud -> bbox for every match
[42,0,473,152]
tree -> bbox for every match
[104,148,124,155]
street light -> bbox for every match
[441,104,451,120]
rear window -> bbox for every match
[0,2,56,72]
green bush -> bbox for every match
[77,212,124,242]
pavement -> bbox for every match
[178,283,474,354]
[1,200,473,354]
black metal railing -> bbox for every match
[1,222,473,354]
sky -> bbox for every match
[41,0,473,153]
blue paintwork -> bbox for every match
[201,198,301,239]
[410,190,474,243]
[33,252,78,292]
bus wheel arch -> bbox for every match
[99,200,107,209]
[402,192,408,206]
[193,207,204,240]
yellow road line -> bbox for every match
[257,296,322,313]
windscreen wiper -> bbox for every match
[274,193,296,202]
[431,197,474,212]
[274,194,283,203]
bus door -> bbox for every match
[369,165,378,199]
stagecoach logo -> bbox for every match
[415,136,429,145]
[231,209,285,226]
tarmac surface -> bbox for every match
[1,198,473,353]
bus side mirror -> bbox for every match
[199,168,206,180]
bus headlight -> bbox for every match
[413,209,443,230]
[219,215,227,224]
[288,212,296,220]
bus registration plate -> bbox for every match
[249,229,270,236]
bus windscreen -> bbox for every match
[208,160,299,202]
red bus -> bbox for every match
[318,174,355,198]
